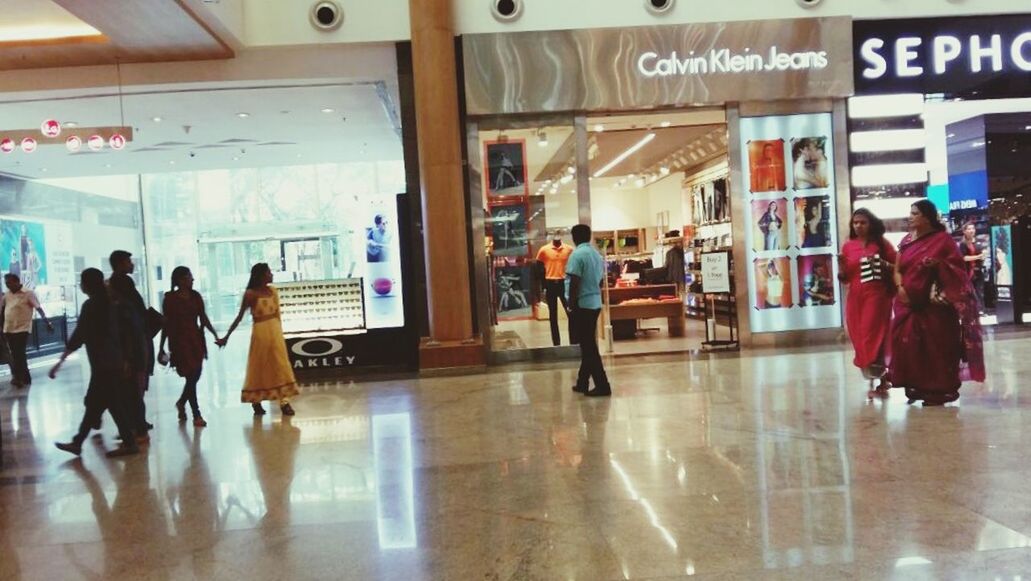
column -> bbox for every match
[408,0,483,368]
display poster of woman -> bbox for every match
[747,140,786,193]
[754,257,792,309]
[753,199,788,252]
[795,196,831,249]
[993,225,1013,286]
[798,254,836,307]
[791,137,830,190]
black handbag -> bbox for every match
[145,307,164,339]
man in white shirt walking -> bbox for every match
[1,273,52,387]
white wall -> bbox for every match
[646,175,684,232]
[543,193,579,230]
[219,0,1029,46]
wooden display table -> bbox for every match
[607,284,685,339]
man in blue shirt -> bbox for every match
[566,224,611,396]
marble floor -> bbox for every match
[3,332,1031,580]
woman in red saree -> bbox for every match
[838,209,896,397]
[890,200,985,406]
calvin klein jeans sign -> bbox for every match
[463,17,852,115]
[854,15,1031,98]
[638,48,829,78]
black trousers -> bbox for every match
[4,332,30,384]
[572,308,610,391]
[74,371,136,444]
[544,279,572,346]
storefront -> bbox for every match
[461,16,856,361]
[850,13,1031,326]
[0,48,420,374]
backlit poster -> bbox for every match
[739,113,841,333]
[0,219,47,289]
[360,196,404,329]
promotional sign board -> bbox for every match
[701,251,731,293]
[738,113,842,333]
[854,15,1031,98]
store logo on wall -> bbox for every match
[290,337,357,368]
[854,15,1031,96]
[638,47,829,78]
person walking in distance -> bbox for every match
[1,273,52,387]
[50,268,139,457]
[159,267,219,427]
[108,250,156,431]
[217,263,299,416]
[567,224,611,397]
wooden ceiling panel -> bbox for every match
[0,0,233,70]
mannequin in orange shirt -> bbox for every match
[536,233,574,345]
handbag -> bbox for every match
[145,307,165,339]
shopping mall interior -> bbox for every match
[4,1,1031,580]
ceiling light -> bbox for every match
[560,174,574,184]
[40,168,47,173]
[972,141,985,148]
[236,112,250,118]
[594,124,604,132]
[634,178,645,188]
[1025,125,1031,131]
[660,166,670,176]
[566,166,576,175]
[105,164,112,168]
[64,121,78,128]
[152,116,163,123]
[232,156,239,161]
[537,131,548,147]
[0,23,102,43]
[660,121,671,128]
[321,108,335,113]
[593,133,655,178]
[947,133,956,139]
[169,160,176,165]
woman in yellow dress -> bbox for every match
[217,263,298,416]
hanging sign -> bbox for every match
[40,119,61,138]
[87,135,104,151]
[20,138,37,153]
[109,133,126,150]
[65,135,82,152]
[0,139,13,154]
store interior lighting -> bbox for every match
[848,94,925,119]
[850,129,927,152]
[851,163,928,187]
[593,133,655,178]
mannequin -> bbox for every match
[536,233,575,346]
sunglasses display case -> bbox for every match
[276,278,366,335]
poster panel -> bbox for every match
[739,113,841,333]
[0,219,47,289]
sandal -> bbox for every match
[176,401,187,422]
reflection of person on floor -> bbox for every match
[764,260,784,308]
[759,202,782,251]
[803,262,834,306]
[498,272,528,312]
[494,151,520,191]
[245,420,301,530]
[793,138,829,189]
[167,428,227,578]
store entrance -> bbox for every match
[472,108,739,360]
[586,110,737,355]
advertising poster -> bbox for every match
[488,203,529,257]
[1,219,47,289]
[360,196,404,330]
[739,113,841,333]
[797,254,836,307]
[485,140,528,198]
[43,222,75,287]
[794,196,832,249]
[747,139,787,193]
[752,198,788,252]
[992,225,1013,287]
[495,264,532,319]
[754,257,792,309]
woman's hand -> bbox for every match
[157,350,170,366]
[897,286,911,305]
[215,337,228,348]
[48,361,62,379]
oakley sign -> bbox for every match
[638,47,829,78]
[853,15,1031,97]
[289,337,356,368]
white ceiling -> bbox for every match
[0,81,403,180]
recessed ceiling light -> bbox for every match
[105,163,112,168]
[1025,125,1031,131]
[296,153,303,158]
[236,112,250,118]
[152,116,163,123]
[40,168,47,173]
[660,121,671,128]
[321,108,335,114]
[232,156,239,161]
[64,121,78,128]
[169,160,176,165]
[594,124,604,132]
[947,133,955,139]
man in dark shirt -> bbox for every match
[51,268,138,457]
[109,250,155,435]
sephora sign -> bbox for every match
[854,15,1031,97]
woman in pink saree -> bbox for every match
[838,209,896,397]
[890,200,985,406]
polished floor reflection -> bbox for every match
[3,331,1031,580]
